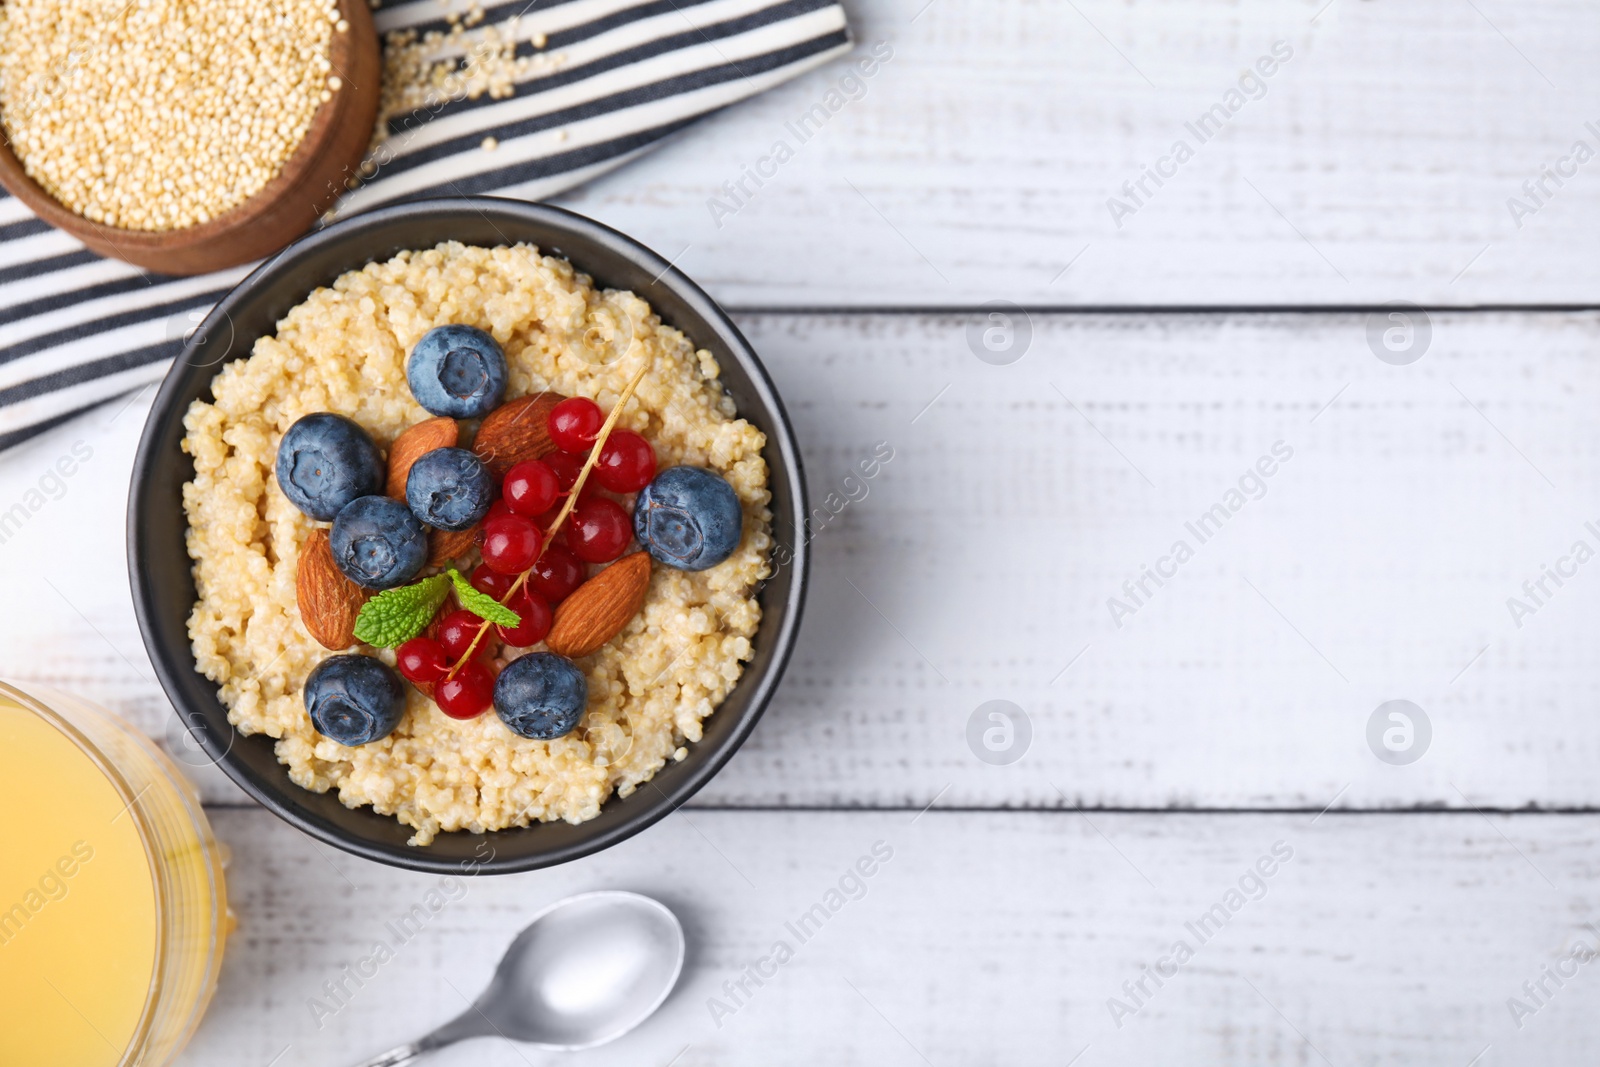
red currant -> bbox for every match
[482,514,542,574]
[543,450,583,491]
[593,430,656,493]
[503,459,559,518]
[497,587,552,647]
[470,564,516,601]
[568,497,631,563]
[484,499,515,527]
[396,637,449,684]
[436,661,495,719]
[549,397,604,453]
[438,609,486,660]
[529,543,585,603]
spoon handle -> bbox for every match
[348,1043,426,1067]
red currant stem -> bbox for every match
[537,362,649,550]
[445,361,650,678]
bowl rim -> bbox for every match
[127,196,809,873]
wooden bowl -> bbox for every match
[0,0,380,276]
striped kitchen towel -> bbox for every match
[0,0,850,451]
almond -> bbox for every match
[472,392,563,478]
[428,524,480,567]
[386,416,459,499]
[297,528,368,649]
[545,552,652,658]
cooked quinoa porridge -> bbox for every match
[182,241,771,844]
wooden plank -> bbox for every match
[8,312,1600,809]
[172,808,1600,1066]
[554,0,1600,307]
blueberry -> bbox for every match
[633,466,743,571]
[303,654,405,746]
[494,653,588,740]
[274,413,385,521]
[405,447,495,531]
[330,495,427,589]
[407,325,507,418]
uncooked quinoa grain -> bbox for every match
[0,0,340,231]
[181,242,772,845]
[371,9,564,153]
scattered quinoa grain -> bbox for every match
[372,13,568,151]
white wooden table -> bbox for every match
[7,1,1600,1062]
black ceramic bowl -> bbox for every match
[129,198,808,874]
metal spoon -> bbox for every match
[350,891,685,1066]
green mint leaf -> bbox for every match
[448,567,522,628]
[353,574,451,647]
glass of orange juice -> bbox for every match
[0,681,228,1067]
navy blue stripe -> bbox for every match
[403,114,700,200]
[379,0,708,41]
[0,341,174,408]
[0,249,98,294]
[3,274,178,324]
[373,0,555,14]
[390,0,835,138]
[0,218,50,243]
[0,288,228,366]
